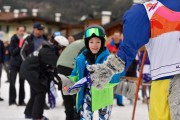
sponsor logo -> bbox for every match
[33,51,39,56]
[176,65,180,69]
[146,2,158,11]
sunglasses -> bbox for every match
[84,27,106,39]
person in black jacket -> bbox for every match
[0,39,4,101]
[56,40,85,120]
[9,25,26,105]
[20,22,50,109]
[20,35,69,120]
[21,22,48,61]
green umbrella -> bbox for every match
[57,39,85,69]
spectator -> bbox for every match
[20,22,50,109]
[9,25,26,106]
[56,40,85,120]
[106,31,123,54]
[21,22,48,61]
[3,40,11,83]
[20,35,69,120]
[0,39,4,101]
[68,35,75,44]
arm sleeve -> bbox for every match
[0,41,5,63]
[117,4,150,70]
[9,38,20,56]
[20,40,28,61]
[68,64,79,82]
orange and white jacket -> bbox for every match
[144,1,180,80]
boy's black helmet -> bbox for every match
[84,25,106,40]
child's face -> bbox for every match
[89,37,101,54]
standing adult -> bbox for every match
[0,39,4,101]
[106,31,124,106]
[87,0,180,120]
[20,23,49,109]
[56,39,84,120]
[9,25,26,105]
[20,35,69,120]
[21,22,48,61]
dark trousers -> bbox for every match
[24,84,46,119]
[0,63,2,97]
[0,63,2,87]
[9,69,25,104]
[58,65,80,120]
[60,85,78,120]
[4,62,10,81]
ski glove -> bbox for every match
[126,80,136,99]
[115,77,136,99]
[58,74,80,95]
[87,54,125,90]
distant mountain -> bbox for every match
[0,0,133,23]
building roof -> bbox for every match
[0,12,68,28]
[73,18,123,39]
[103,18,123,30]
[0,12,26,21]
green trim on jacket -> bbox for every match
[69,48,120,112]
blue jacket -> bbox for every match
[117,0,180,70]
[69,48,121,111]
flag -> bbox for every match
[68,76,91,93]
[48,81,58,108]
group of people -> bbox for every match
[20,31,70,120]
[0,0,179,120]
[0,22,75,120]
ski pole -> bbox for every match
[132,49,147,120]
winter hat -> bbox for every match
[84,25,106,52]
[54,36,69,47]
[33,22,44,30]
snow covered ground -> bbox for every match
[0,70,149,120]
